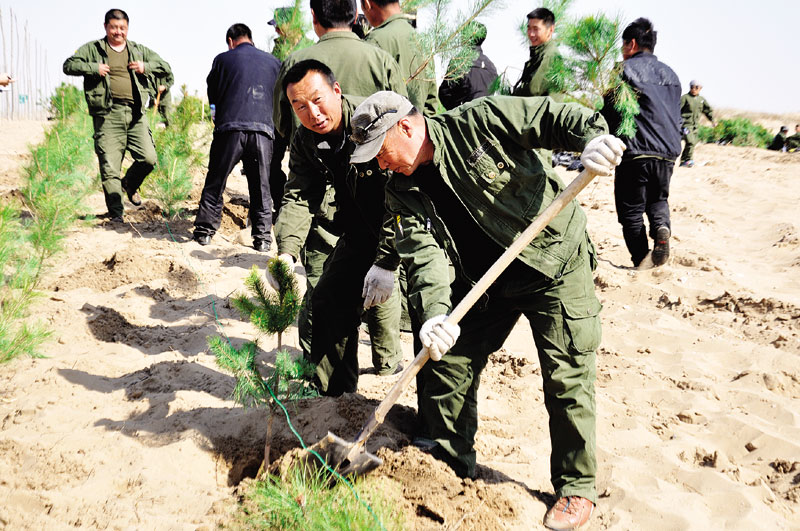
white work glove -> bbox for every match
[581,134,626,176]
[362,264,395,309]
[419,315,460,361]
[266,253,295,291]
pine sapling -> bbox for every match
[210,259,313,473]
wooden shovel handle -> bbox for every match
[351,168,599,451]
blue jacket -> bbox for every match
[602,51,682,160]
[207,42,280,135]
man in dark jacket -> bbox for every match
[438,21,497,110]
[601,17,681,268]
[768,126,789,151]
[193,24,281,251]
[63,9,171,221]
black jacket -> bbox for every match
[207,42,281,135]
[602,51,682,160]
[438,46,498,110]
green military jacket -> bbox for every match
[365,13,439,117]
[63,38,172,115]
[785,133,800,151]
[680,93,714,130]
[512,40,561,99]
[385,96,608,322]
[273,30,408,140]
[275,95,399,270]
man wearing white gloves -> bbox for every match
[350,90,623,531]
[269,60,403,396]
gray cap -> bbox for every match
[780,125,789,132]
[350,91,414,164]
[689,79,702,88]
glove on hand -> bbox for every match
[362,264,395,309]
[581,134,626,176]
[266,253,295,291]
[419,315,460,361]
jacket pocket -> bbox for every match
[466,139,516,195]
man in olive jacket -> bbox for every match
[350,90,624,531]
[361,0,439,116]
[272,0,408,376]
[512,7,561,99]
[63,8,171,220]
[679,80,715,166]
[270,60,401,396]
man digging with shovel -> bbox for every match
[348,91,624,530]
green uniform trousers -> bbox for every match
[299,223,403,384]
[418,238,600,503]
[681,127,699,163]
[310,236,403,396]
[92,102,157,217]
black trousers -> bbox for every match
[269,135,288,221]
[194,130,273,241]
[614,157,673,266]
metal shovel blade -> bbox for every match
[306,431,382,478]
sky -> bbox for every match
[2,0,799,115]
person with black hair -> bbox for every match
[360,0,439,116]
[512,7,561,99]
[271,0,408,377]
[601,17,682,268]
[192,23,281,251]
[63,9,172,222]
[269,60,401,396]
[437,21,497,110]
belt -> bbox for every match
[112,99,136,107]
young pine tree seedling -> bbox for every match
[211,259,316,474]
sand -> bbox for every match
[0,116,798,530]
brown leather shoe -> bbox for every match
[543,496,594,530]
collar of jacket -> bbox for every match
[375,13,410,30]
[529,39,556,59]
[627,50,658,62]
[318,30,360,43]
[94,37,141,58]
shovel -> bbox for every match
[307,168,600,478]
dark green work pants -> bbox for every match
[309,236,402,396]
[418,238,601,503]
[92,102,157,217]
